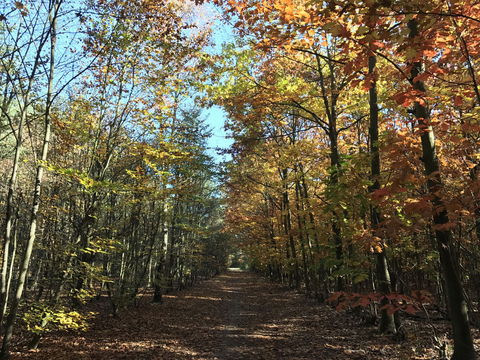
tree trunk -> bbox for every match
[408,19,475,360]
[0,104,27,332]
[368,54,396,334]
[1,5,58,357]
[329,130,344,291]
[281,168,300,288]
[153,201,169,303]
[294,177,312,294]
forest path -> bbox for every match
[15,270,432,359]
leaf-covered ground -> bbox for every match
[12,270,480,359]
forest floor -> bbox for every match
[11,270,480,359]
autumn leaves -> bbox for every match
[214,1,480,358]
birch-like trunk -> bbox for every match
[1,2,59,357]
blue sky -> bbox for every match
[205,105,233,162]
[202,4,236,163]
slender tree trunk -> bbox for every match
[0,2,57,330]
[132,207,160,299]
[0,107,26,330]
[2,213,18,322]
[294,176,312,294]
[281,169,300,288]
[368,54,396,334]
[153,201,169,303]
[1,6,58,357]
[408,19,475,360]
[164,201,177,293]
[466,162,480,242]
[298,164,325,300]
[315,53,344,291]
[266,196,282,281]
[329,130,344,291]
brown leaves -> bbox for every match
[327,290,433,317]
[14,1,28,16]
[392,89,432,108]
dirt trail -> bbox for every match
[14,270,440,359]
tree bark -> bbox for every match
[280,168,300,288]
[408,19,475,360]
[1,4,59,356]
[368,54,396,334]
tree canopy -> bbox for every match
[1,0,480,359]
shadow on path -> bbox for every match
[13,271,431,359]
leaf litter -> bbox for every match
[10,271,480,359]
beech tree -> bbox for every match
[1,0,480,358]
[0,0,229,356]
[212,0,480,358]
